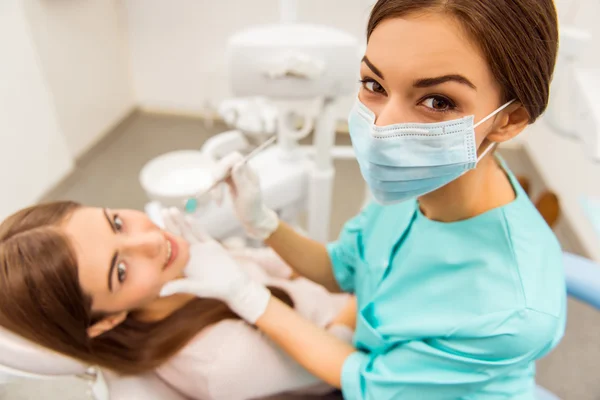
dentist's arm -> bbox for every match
[265,221,341,292]
[213,153,340,291]
[256,296,353,388]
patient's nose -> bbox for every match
[122,231,164,259]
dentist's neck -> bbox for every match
[417,153,516,223]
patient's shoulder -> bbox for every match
[156,320,251,399]
[183,319,304,399]
[179,319,249,359]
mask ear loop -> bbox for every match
[475,99,516,161]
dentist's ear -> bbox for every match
[486,102,530,144]
[87,311,128,338]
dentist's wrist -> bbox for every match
[228,280,271,324]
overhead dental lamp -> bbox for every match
[226,0,359,150]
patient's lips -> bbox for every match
[163,234,179,270]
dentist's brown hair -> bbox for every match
[367,0,559,122]
[0,201,293,375]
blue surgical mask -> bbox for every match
[348,98,515,204]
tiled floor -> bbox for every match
[3,112,599,399]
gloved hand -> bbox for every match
[211,152,279,240]
[159,208,271,324]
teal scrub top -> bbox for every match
[327,166,566,400]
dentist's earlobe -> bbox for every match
[486,103,530,144]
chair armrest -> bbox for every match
[563,252,600,310]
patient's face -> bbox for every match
[62,207,190,314]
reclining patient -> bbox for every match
[0,201,355,399]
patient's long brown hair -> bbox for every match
[0,201,293,375]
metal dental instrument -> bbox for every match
[184,135,277,213]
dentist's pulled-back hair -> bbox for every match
[0,201,293,375]
[367,0,558,122]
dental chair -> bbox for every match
[0,326,187,400]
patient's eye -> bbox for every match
[117,262,127,283]
[113,215,124,232]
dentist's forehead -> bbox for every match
[365,13,494,89]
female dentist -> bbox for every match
[162,0,566,398]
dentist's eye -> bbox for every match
[113,215,124,232]
[360,78,387,96]
[117,262,127,283]
[420,95,456,112]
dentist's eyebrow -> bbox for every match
[362,56,384,80]
[413,75,477,90]
[103,208,118,292]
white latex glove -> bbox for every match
[159,208,271,324]
[211,152,279,240]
